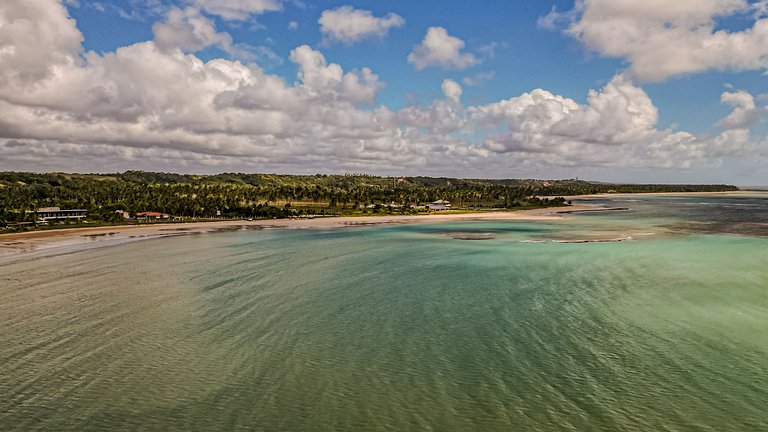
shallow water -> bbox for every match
[1,193,767,430]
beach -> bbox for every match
[0,205,591,259]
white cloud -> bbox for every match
[543,0,768,82]
[288,45,382,104]
[462,71,495,87]
[1,0,765,178]
[441,79,462,104]
[476,41,503,60]
[408,27,479,70]
[319,6,404,45]
[287,21,298,31]
[537,5,579,31]
[717,90,762,129]
[0,0,83,88]
[153,7,234,54]
[470,75,709,168]
[194,0,282,21]
[754,1,768,18]
[152,7,279,63]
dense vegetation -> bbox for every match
[0,171,738,226]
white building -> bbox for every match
[427,200,451,211]
[33,207,88,221]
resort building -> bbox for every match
[427,200,451,211]
[32,207,88,221]
[365,202,403,210]
[135,211,171,219]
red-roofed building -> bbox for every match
[135,211,170,219]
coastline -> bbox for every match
[0,205,591,259]
[553,190,742,201]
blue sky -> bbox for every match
[65,0,766,133]
[1,0,767,183]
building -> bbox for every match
[135,211,170,219]
[115,210,130,219]
[365,202,403,210]
[32,207,88,221]
[427,200,451,211]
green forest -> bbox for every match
[0,171,738,227]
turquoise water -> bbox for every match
[1,194,767,430]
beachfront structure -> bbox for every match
[427,200,451,211]
[365,202,403,210]
[135,211,170,219]
[32,207,88,221]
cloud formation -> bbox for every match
[462,71,495,87]
[717,90,763,130]
[473,75,661,154]
[543,0,768,82]
[408,27,479,70]
[153,7,240,56]
[0,0,83,88]
[0,0,765,179]
[441,80,463,104]
[319,6,404,45]
[194,0,282,21]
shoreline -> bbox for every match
[0,205,591,259]
[554,190,743,201]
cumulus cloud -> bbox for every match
[319,6,404,45]
[467,75,740,169]
[0,0,83,88]
[441,79,462,104]
[153,7,236,55]
[288,45,382,104]
[717,90,763,129]
[543,0,768,82]
[0,0,764,177]
[408,27,479,70]
[472,75,659,152]
[152,7,279,63]
[0,1,397,168]
[194,0,282,21]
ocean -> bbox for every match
[1,192,767,430]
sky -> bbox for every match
[1,0,767,184]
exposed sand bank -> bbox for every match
[0,206,592,259]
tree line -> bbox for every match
[0,171,738,225]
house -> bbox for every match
[115,210,130,219]
[135,211,170,219]
[31,207,88,221]
[427,200,451,211]
[366,202,403,210]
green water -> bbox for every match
[2,200,768,430]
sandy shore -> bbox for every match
[0,206,592,259]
